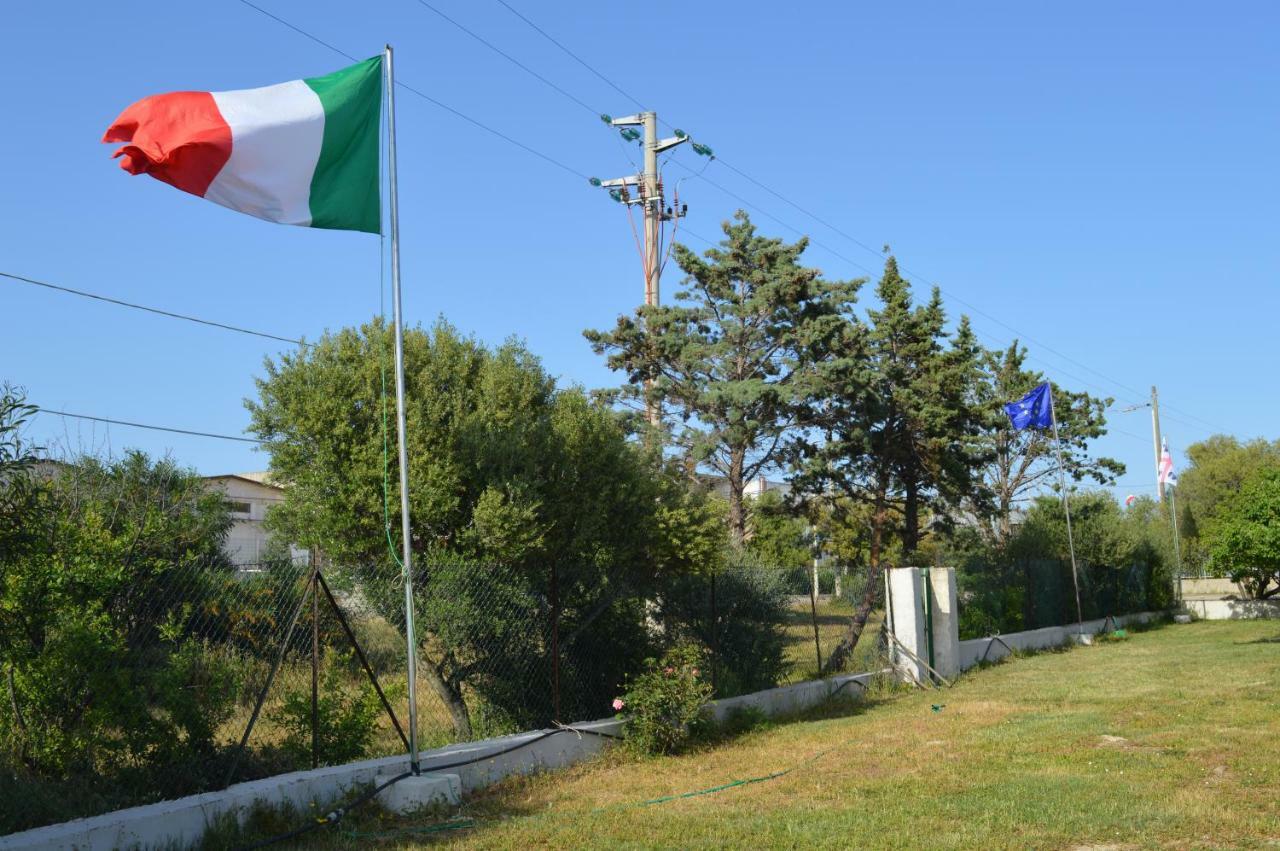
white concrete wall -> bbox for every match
[928,568,959,678]
[1180,578,1248,599]
[203,474,307,569]
[0,720,623,851]
[705,670,885,724]
[886,567,960,683]
[2,671,885,850]
[1185,598,1280,620]
[887,568,928,683]
[957,611,1163,670]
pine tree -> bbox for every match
[585,211,862,546]
[791,256,984,671]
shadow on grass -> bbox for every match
[1243,633,1280,644]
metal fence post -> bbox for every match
[310,553,319,769]
[551,562,561,724]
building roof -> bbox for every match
[203,471,283,491]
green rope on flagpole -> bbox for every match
[378,92,404,575]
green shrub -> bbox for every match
[276,652,382,766]
[655,557,790,698]
[615,644,712,756]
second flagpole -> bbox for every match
[1048,386,1086,637]
[385,43,420,775]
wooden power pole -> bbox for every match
[596,112,689,430]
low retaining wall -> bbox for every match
[1180,577,1246,599]
[1186,598,1280,620]
[705,670,884,723]
[958,611,1163,671]
[3,671,883,850]
[1,719,624,851]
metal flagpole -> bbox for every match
[1169,484,1185,602]
[1048,387,1086,637]
[385,44,420,775]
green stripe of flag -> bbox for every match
[305,55,382,234]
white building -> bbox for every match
[203,472,307,569]
[699,473,791,502]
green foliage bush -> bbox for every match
[616,644,712,756]
[955,491,1175,638]
[0,453,242,779]
[248,320,726,738]
[655,555,791,698]
[277,652,382,766]
[1206,467,1280,598]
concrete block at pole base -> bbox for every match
[886,567,928,684]
[927,567,960,679]
[885,567,960,683]
[1173,613,1192,624]
[375,772,461,814]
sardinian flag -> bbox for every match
[1158,439,1179,488]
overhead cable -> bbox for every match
[2,271,306,347]
[38,408,263,444]
[234,0,590,180]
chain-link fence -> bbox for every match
[957,556,1174,640]
[2,518,894,834]
[0,447,887,833]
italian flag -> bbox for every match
[103,56,382,234]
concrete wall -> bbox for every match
[2,672,885,850]
[1185,598,1280,620]
[886,567,959,682]
[1180,577,1248,599]
[704,670,885,724]
[957,611,1163,670]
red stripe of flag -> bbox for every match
[102,91,233,198]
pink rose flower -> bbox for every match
[664,666,674,675]
[612,698,625,711]
[692,668,700,677]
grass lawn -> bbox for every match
[261,620,1280,850]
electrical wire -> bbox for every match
[485,2,1228,433]
[233,0,589,181]
[494,0,649,112]
[36,408,262,444]
[411,0,599,117]
[2,271,307,347]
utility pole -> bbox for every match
[1151,385,1164,502]
[595,112,690,430]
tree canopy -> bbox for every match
[1206,466,1280,598]
[968,343,1123,544]
[247,319,725,734]
[585,211,861,545]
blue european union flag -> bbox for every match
[1004,382,1054,430]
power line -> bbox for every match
[37,408,263,444]
[488,3,1230,432]
[233,0,589,181]
[412,0,599,117]
[243,0,1227,440]
[494,0,649,112]
[2,271,306,347]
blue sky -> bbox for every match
[3,1,1276,496]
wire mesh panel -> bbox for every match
[1,456,890,836]
[957,556,1171,640]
